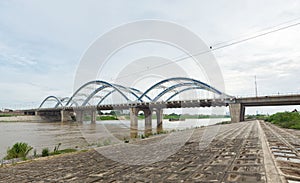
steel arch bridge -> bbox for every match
[39,77,231,109]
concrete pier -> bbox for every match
[60,110,74,122]
[91,110,97,123]
[229,103,245,122]
[130,107,139,138]
[75,110,84,122]
[129,107,164,138]
[143,108,152,136]
[156,109,163,134]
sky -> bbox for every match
[0,0,300,114]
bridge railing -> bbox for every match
[235,92,300,98]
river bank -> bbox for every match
[2,121,296,182]
[0,118,230,159]
[0,115,42,122]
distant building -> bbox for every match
[3,109,13,112]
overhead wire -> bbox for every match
[115,19,300,80]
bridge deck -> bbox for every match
[236,94,300,106]
[25,98,232,113]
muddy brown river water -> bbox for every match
[0,118,229,159]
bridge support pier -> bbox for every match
[75,111,84,122]
[60,110,74,122]
[156,109,163,134]
[91,110,97,123]
[129,107,164,138]
[229,103,245,123]
[143,109,152,137]
[130,107,139,138]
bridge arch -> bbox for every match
[39,96,64,108]
[54,97,70,108]
[138,77,227,102]
[94,86,152,106]
[38,77,230,108]
[66,80,147,107]
[166,86,209,101]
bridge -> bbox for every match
[22,77,300,138]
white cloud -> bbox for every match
[0,0,300,114]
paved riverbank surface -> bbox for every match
[1,120,300,182]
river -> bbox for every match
[0,118,229,159]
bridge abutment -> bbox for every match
[229,103,245,122]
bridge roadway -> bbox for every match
[231,94,300,122]
[35,98,231,111]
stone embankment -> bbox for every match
[0,120,300,182]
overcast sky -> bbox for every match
[1,0,300,114]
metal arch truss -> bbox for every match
[64,80,152,107]
[38,77,231,108]
[39,96,65,109]
[138,77,230,102]
[54,97,70,108]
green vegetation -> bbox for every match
[246,114,268,120]
[42,148,49,157]
[100,110,121,116]
[88,139,112,147]
[33,149,37,157]
[53,143,61,154]
[96,115,118,120]
[164,113,181,120]
[103,139,111,146]
[5,142,33,160]
[89,111,231,121]
[3,142,78,164]
[181,114,228,119]
[131,113,228,120]
[163,113,229,120]
[50,148,77,155]
[0,114,15,117]
[266,112,300,130]
[42,144,77,157]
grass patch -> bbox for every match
[0,114,15,117]
[88,139,112,147]
[5,142,33,160]
[97,116,118,120]
[50,148,77,155]
[42,148,49,157]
